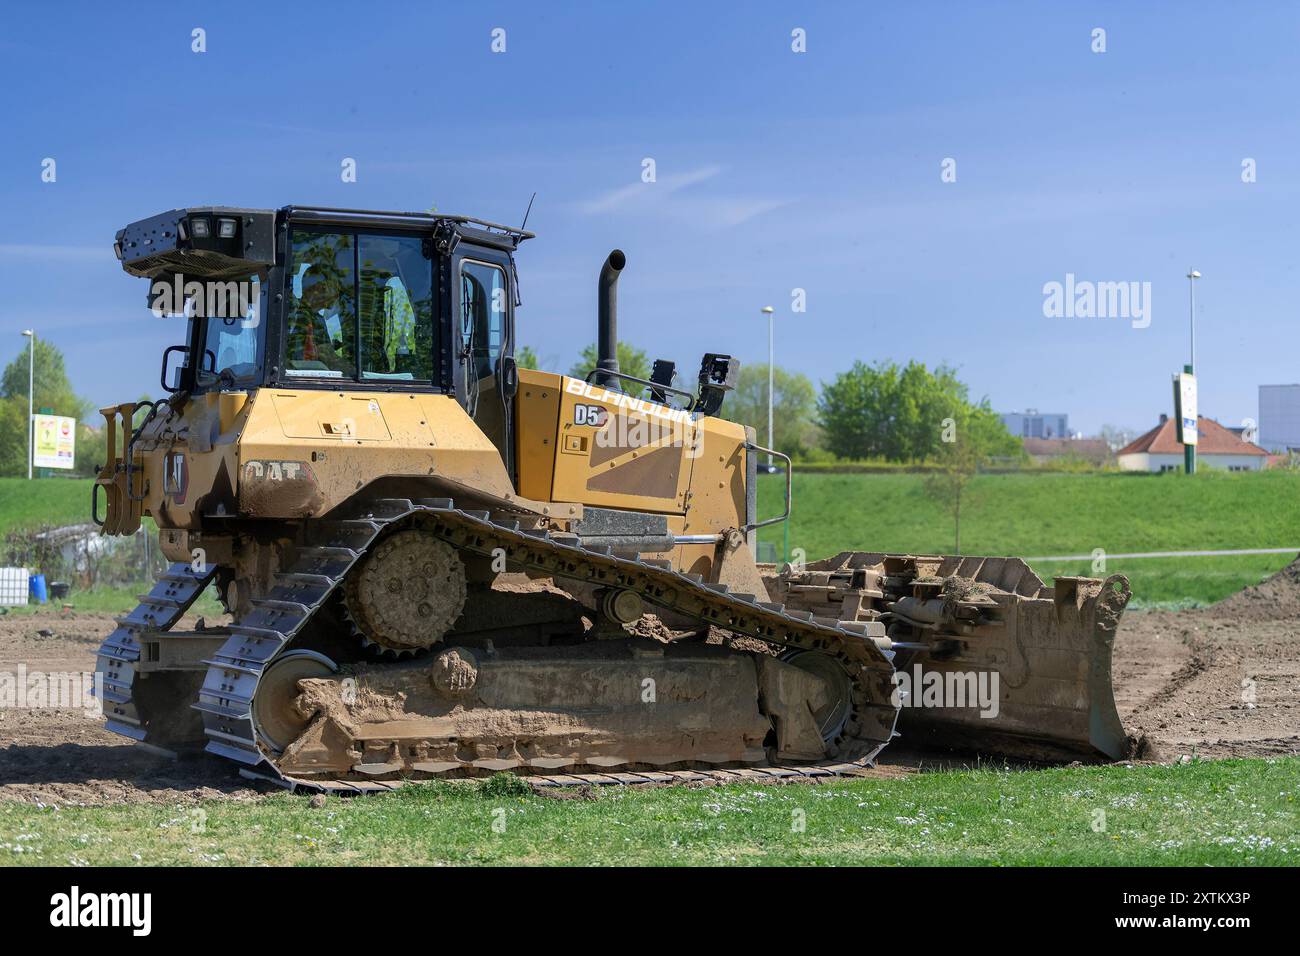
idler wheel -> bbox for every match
[778,650,853,744]
[252,650,339,753]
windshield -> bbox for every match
[285,229,434,383]
[195,275,264,388]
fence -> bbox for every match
[2,523,166,596]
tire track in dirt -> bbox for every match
[1126,630,1218,714]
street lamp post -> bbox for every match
[761,305,774,469]
[21,330,34,480]
[1185,270,1200,475]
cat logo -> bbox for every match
[163,451,188,503]
[573,404,609,427]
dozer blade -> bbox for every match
[766,553,1134,762]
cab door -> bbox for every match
[453,251,515,477]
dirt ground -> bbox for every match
[1113,559,1300,761]
[1,561,1297,806]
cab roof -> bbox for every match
[115,204,532,280]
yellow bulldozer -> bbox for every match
[93,205,1133,790]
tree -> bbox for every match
[923,405,1016,553]
[515,345,540,371]
[818,359,1019,463]
[0,338,94,478]
[721,363,819,458]
[816,360,893,460]
[569,341,652,385]
[0,399,27,477]
[924,430,978,554]
[1,338,90,422]
[75,419,108,477]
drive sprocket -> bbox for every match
[345,529,467,652]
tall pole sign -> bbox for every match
[1174,367,1198,474]
[1184,270,1200,475]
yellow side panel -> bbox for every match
[270,391,393,441]
[683,416,748,533]
[677,416,749,574]
[551,376,695,515]
[514,368,563,501]
[239,390,513,515]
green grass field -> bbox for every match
[0,477,228,618]
[2,477,1295,867]
[3,471,1298,611]
[0,477,93,536]
[2,758,1295,866]
[758,470,1300,606]
[2,585,226,618]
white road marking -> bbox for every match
[1027,547,1300,562]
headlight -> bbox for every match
[217,218,237,238]
[190,216,210,238]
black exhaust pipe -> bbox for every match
[597,249,626,386]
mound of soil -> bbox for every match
[1114,555,1300,761]
[1205,554,1300,623]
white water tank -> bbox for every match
[0,567,29,606]
[1259,385,1300,453]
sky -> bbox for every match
[0,1,1297,436]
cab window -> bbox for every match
[197,275,263,386]
[460,260,507,380]
[359,235,433,381]
[286,231,356,379]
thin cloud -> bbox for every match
[577,165,785,227]
[685,197,789,228]
[580,164,722,214]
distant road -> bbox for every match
[1027,547,1300,562]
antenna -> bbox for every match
[520,191,537,232]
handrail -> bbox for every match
[743,443,792,530]
[581,368,694,405]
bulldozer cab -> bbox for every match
[113,204,753,534]
[130,206,526,474]
[277,213,521,473]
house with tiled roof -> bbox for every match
[1116,414,1270,472]
[1022,437,1113,466]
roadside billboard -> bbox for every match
[32,414,76,469]
[1174,373,1198,446]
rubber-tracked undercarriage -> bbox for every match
[93,204,1133,790]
